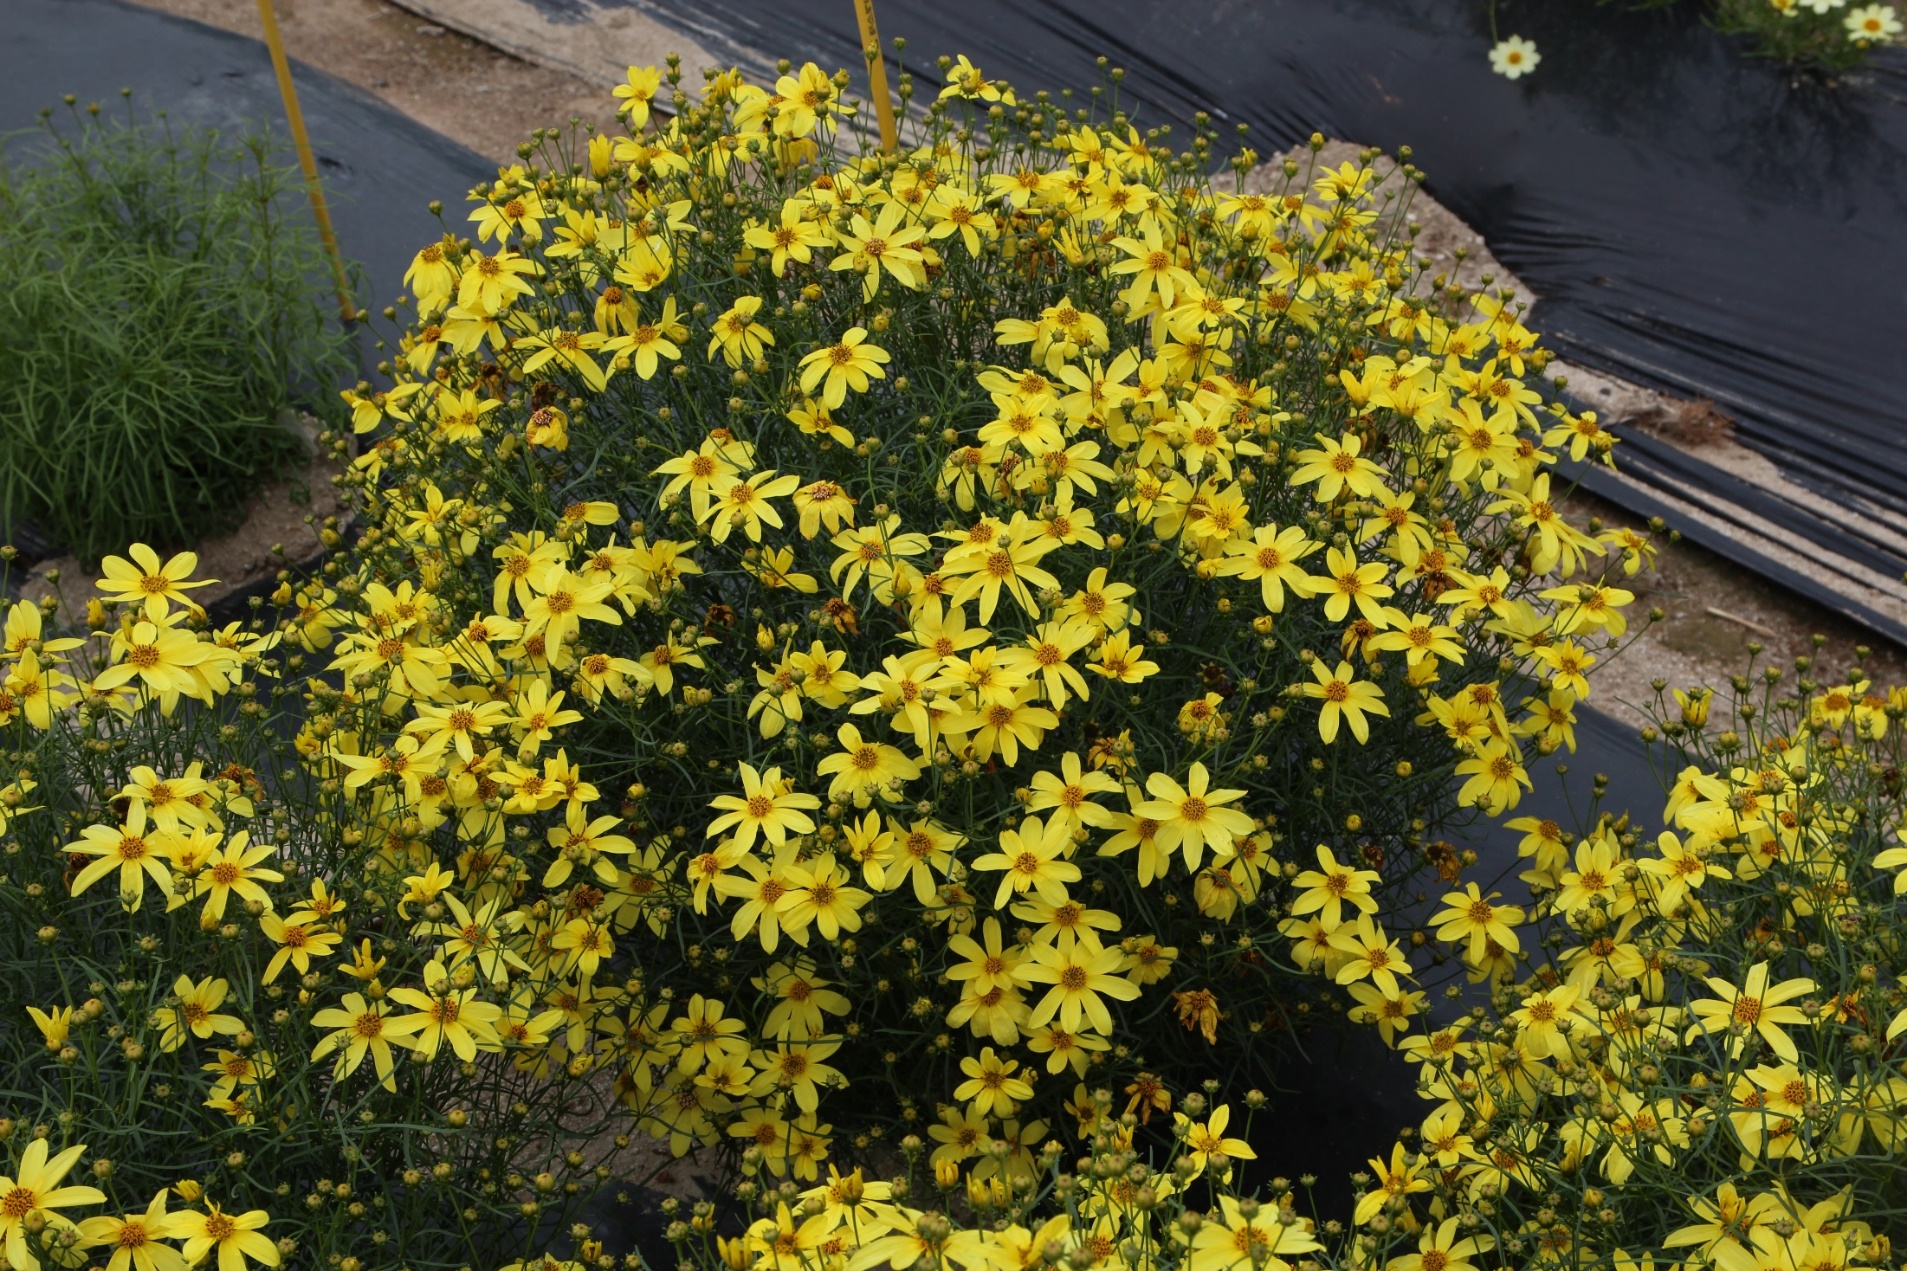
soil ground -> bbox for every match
[21,435,349,619]
[130,0,623,161]
[118,0,1907,726]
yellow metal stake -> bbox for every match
[851,0,899,152]
[254,0,357,322]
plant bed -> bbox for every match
[19,48,1905,1271]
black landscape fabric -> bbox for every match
[641,0,1907,621]
[3,0,495,325]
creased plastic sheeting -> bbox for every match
[1561,431,1907,643]
[632,0,1907,623]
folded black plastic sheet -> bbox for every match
[2,0,496,327]
[1563,434,1907,642]
[636,0,1907,628]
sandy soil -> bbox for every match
[21,441,350,620]
[130,0,623,162]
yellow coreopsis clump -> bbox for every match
[284,44,1669,1179]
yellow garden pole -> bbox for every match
[254,0,357,322]
[851,0,899,152]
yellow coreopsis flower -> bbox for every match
[748,1039,844,1115]
[192,832,282,922]
[1352,1141,1430,1225]
[1189,1196,1319,1271]
[1136,762,1255,871]
[386,960,503,1062]
[77,1190,188,1271]
[259,912,341,984]
[925,186,1000,258]
[974,814,1080,908]
[829,202,928,299]
[545,797,640,885]
[1021,937,1140,1035]
[706,295,776,367]
[155,975,244,1053]
[172,1204,278,1271]
[511,678,584,758]
[743,1203,832,1271]
[664,993,745,1075]
[1303,658,1389,743]
[551,916,616,983]
[1302,546,1395,624]
[713,843,806,953]
[4,648,73,730]
[1638,830,1732,913]
[1663,1183,1784,1271]
[1430,883,1524,961]
[1108,220,1196,311]
[797,328,889,409]
[1026,752,1119,833]
[1088,630,1158,685]
[953,1046,1035,1118]
[1388,1219,1495,1271]
[816,723,921,806]
[652,439,741,521]
[115,765,209,835]
[745,200,832,277]
[945,917,1029,997]
[1289,844,1381,928]
[456,249,537,312]
[775,853,871,945]
[1174,1103,1256,1178]
[707,764,820,851]
[1288,433,1389,501]
[66,802,175,912]
[705,470,801,544]
[938,54,1015,103]
[1509,983,1583,1059]
[403,239,457,313]
[94,621,212,703]
[758,963,852,1041]
[1455,740,1531,814]
[514,326,606,390]
[612,65,661,127]
[948,533,1061,624]
[26,1005,73,1051]
[95,543,213,619]
[1687,962,1817,1063]
[519,567,620,654]
[830,517,929,601]
[1327,916,1414,996]
[406,697,511,764]
[0,1138,106,1270]
[1370,611,1466,666]
[962,692,1059,767]
[603,297,685,379]
[1216,523,1318,612]
[791,478,857,541]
